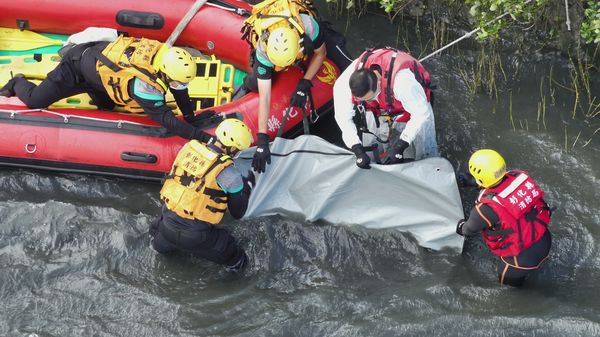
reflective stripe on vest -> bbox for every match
[96,36,167,112]
[477,170,550,257]
[159,140,233,224]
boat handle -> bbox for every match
[121,152,158,164]
[25,143,37,154]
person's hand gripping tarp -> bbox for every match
[252,132,271,173]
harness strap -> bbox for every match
[129,63,167,92]
[257,14,305,35]
[483,228,514,236]
[90,48,122,73]
[357,49,373,69]
[516,218,524,249]
[203,187,227,203]
[351,104,390,144]
[384,51,397,110]
[91,47,167,94]
[206,205,227,213]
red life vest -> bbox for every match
[477,170,551,257]
[352,48,432,123]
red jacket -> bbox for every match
[477,170,551,257]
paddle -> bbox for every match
[164,0,209,47]
[0,27,63,52]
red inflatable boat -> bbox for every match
[0,0,340,180]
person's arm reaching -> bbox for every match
[302,43,326,81]
[457,203,499,236]
[131,78,212,142]
[216,166,253,219]
[170,85,196,123]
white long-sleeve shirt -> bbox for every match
[334,59,438,159]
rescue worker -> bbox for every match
[456,149,553,287]
[240,0,352,173]
[0,35,212,142]
[150,118,255,272]
[333,48,438,169]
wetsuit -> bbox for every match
[461,203,552,286]
[6,42,210,142]
[149,150,251,271]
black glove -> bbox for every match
[252,132,271,173]
[456,219,466,236]
[183,113,195,124]
[351,144,371,169]
[184,110,218,124]
[194,129,214,143]
[457,171,478,187]
[244,170,255,190]
[290,79,312,108]
[389,139,410,164]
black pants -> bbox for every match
[497,230,552,286]
[150,209,245,268]
[11,43,114,110]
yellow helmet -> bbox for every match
[266,27,300,68]
[156,47,196,83]
[468,149,507,188]
[215,119,254,151]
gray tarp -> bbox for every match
[235,135,464,250]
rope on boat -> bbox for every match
[0,108,149,128]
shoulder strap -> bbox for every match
[356,49,374,69]
[384,50,397,110]
[90,48,121,73]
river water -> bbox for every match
[1,5,599,337]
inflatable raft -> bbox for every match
[0,0,340,180]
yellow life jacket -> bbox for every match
[96,35,168,113]
[241,0,318,71]
[159,140,233,224]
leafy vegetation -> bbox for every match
[325,0,600,45]
[581,0,600,44]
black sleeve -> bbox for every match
[130,87,212,142]
[170,87,195,121]
[462,203,500,236]
[312,21,325,50]
[227,183,251,219]
[254,57,274,80]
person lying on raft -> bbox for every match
[0,34,213,142]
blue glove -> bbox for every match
[351,144,371,169]
[290,79,312,108]
[252,133,271,173]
